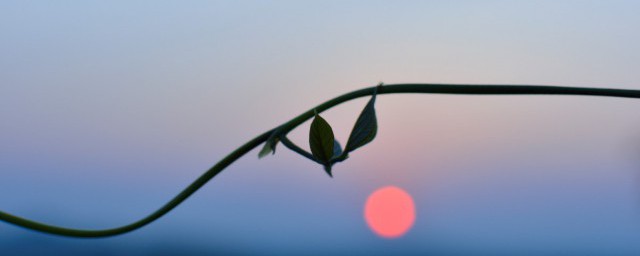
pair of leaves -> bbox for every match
[309,87,378,176]
[259,86,379,177]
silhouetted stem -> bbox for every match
[280,135,320,164]
[2,83,640,237]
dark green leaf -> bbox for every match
[323,164,333,177]
[258,137,279,158]
[309,112,335,165]
[345,88,378,153]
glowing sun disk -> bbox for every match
[364,186,416,238]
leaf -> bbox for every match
[333,139,343,158]
[323,164,333,178]
[309,112,335,165]
[258,137,279,158]
[258,143,272,158]
[345,88,378,153]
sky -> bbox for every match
[1,1,640,255]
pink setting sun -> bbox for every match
[364,186,416,239]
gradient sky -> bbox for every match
[1,1,640,255]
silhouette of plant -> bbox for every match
[2,83,640,237]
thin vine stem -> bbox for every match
[2,83,640,238]
[280,135,319,164]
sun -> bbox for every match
[364,186,416,238]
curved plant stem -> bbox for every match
[280,135,319,164]
[2,83,640,238]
